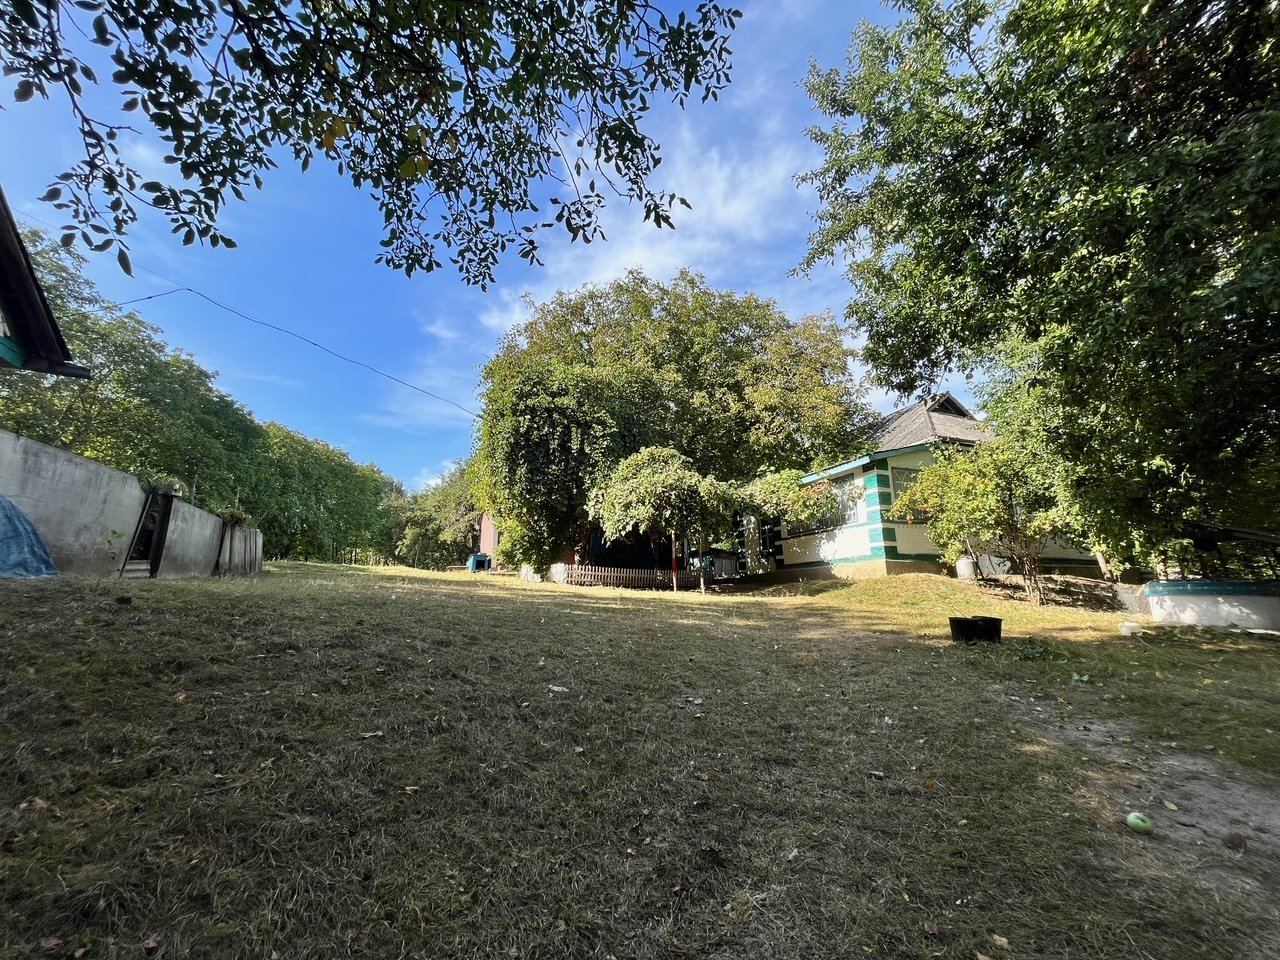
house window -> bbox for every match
[783,478,862,537]
[890,467,921,499]
[890,467,928,521]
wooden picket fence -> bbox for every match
[548,563,703,590]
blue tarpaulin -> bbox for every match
[0,494,57,578]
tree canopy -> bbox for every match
[476,269,874,568]
[889,439,1077,603]
[801,0,1280,551]
[3,0,740,283]
[397,461,482,570]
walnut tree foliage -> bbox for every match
[800,0,1280,551]
[2,0,740,284]
[475,270,874,568]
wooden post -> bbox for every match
[671,532,678,592]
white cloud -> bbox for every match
[418,313,463,341]
[358,357,482,432]
[410,458,464,492]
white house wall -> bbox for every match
[772,450,1096,577]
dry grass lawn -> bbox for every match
[1,564,1277,959]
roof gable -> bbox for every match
[871,392,988,451]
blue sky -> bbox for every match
[1,0,911,490]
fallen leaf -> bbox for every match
[39,937,63,953]
[977,953,995,960]
[403,786,419,796]
[1162,800,1178,811]
[359,731,384,739]
[1223,831,1247,852]
[922,777,937,790]
[924,920,939,936]
[143,936,160,951]
[74,949,89,959]
[992,933,1011,949]
[868,770,887,780]
[574,746,585,754]
[175,691,189,703]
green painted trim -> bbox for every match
[868,526,896,544]
[0,335,25,368]
[869,544,887,559]
[1144,580,1280,597]
[783,550,944,569]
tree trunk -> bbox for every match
[670,532,679,592]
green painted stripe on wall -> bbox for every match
[784,550,944,568]
[868,526,896,544]
[1144,580,1280,597]
[0,335,25,368]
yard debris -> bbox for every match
[1162,800,1178,810]
[991,933,1012,950]
[359,731,384,739]
[548,685,569,693]
[923,920,939,936]
[114,595,133,605]
[1223,831,1248,852]
[39,937,62,953]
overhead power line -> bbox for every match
[18,212,480,419]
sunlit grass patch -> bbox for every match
[1,565,1275,958]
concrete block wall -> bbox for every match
[0,428,262,579]
[219,526,263,575]
[156,498,224,578]
[0,429,147,575]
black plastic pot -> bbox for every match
[949,616,981,644]
[972,616,1003,643]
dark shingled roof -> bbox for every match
[871,393,991,452]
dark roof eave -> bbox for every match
[0,186,90,379]
[803,437,979,484]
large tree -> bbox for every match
[475,269,875,568]
[800,0,1280,552]
[2,0,740,284]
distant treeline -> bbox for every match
[1,230,477,567]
